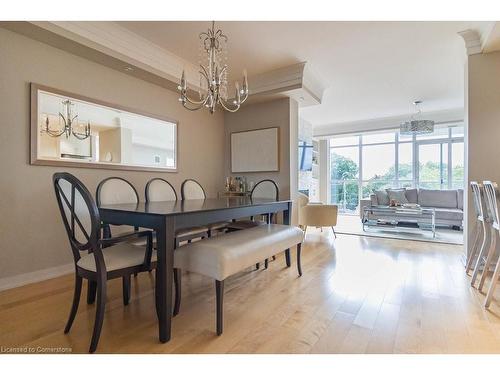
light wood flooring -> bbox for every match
[1,229,500,354]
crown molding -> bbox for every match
[458,29,483,56]
[247,62,324,107]
[1,21,324,106]
[30,21,201,89]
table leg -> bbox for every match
[284,202,291,267]
[155,216,175,343]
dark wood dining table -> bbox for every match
[98,197,292,343]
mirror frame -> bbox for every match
[30,83,178,173]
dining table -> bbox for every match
[98,196,292,343]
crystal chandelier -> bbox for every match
[42,99,91,140]
[400,100,435,135]
[178,21,249,114]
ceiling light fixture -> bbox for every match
[42,99,91,140]
[178,21,249,114]
[400,100,435,135]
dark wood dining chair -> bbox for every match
[94,176,144,299]
[53,172,154,353]
[180,179,228,236]
[227,179,280,269]
[145,177,209,246]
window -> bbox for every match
[329,125,464,214]
[330,146,360,213]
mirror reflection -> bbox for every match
[35,88,177,171]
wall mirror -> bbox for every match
[31,84,177,172]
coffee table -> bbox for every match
[362,205,436,238]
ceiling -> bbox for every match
[117,21,492,127]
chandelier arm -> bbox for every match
[45,128,66,137]
[183,93,208,106]
[239,91,249,103]
[182,101,208,111]
[72,132,89,140]
[219,98,240,113]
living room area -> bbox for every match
[297,24,468,244]
[307,124,465,244]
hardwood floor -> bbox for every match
[1,229,500,354]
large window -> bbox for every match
[329,125,464,214]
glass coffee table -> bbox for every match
[362,205,436,238]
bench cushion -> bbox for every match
[174,224,304,281]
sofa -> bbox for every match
[359,188,464,228]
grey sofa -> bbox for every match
[360,188,464,228]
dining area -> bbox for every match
[53,173,303,352]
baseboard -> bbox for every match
[0,263,74,292]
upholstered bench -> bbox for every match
[173,224,304,335]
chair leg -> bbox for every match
[479,233,497,292]
[122,275,131,306]
[285,249,291,267]
[173,268,181,316]
[485,251,500,308]
[297,243,303,277]
[332,226,337,239]
[215,280,224,335]
[87,280,97,304]
[264,259,269,269]
[466,223,482,274]
[256,263,260,270]
[471,225,490,286]
[64,275,82,333]
[89,277,106,353]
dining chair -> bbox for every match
[96,177,140,237]
[466,182,489,274]
[181,179,227,236]
[480,181,500,308]
[471,181,499,293]
[228,179,280,269]
[228,179,279,231]
[95,177,145,299]
[53,172,154,353]
[145,177,209,245]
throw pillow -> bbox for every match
[405,188,418,204]
[374,190,390,205]
[386,188,409,204]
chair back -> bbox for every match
[96,177,139,206]
[471,181,486,222]
[181,179,206,200]
[251,179,279,200]
[53,172,101,263]
[483,181,500,230]
[298,192,309,208]
[145,178,177,202]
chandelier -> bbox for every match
[178,21,249,114]
[400,100,435,135]
[42,99,91,140]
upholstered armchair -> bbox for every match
[297,193,339,237]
